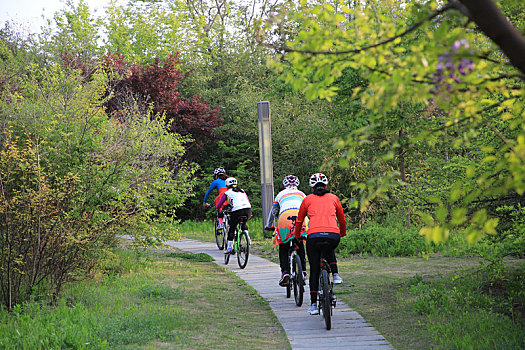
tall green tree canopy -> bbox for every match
[258,0,525,242]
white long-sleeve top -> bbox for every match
[265,187,306,228]
[217,188,251,211]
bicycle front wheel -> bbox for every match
[237,231,250,269]
[292,254,304,306]
[320,269,332,330]
[215,219,224,250]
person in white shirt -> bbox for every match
[216,177,252,254]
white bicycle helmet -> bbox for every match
[283,175,300,188]
[309,173,328,187]
[225,177,238,187]
[214,167,226,176]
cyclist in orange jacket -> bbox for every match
[294,173,346,315]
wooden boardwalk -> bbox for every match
[166,238,393,350]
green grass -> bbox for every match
[177,219,525,349]
[240,232,525,349]
[8,220,521,350]
[0,245,289,349]
[165,252,215,262]
[178,216,267,243]
[334,255,525,350]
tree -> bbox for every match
[0,32,195,307]
[101,52,222,158]
[258,0,525,242]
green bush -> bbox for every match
[493,204,525,257]
[338,222,435,257]
[0,62,194,308]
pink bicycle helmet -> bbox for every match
[214,167,226,176]
[283,175,300,188]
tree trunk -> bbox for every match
[457,0,525,75]
[398,128,411,228]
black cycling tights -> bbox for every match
[306,236,340,305]
[278,240,306,273]
[228,208,252,241]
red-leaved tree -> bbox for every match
[102,53,221,158]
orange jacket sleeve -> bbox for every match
[335,197,347,237]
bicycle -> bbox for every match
[317,242,337,330]
[285,238,305,306]
[213,205,230,250]
[223,209,250,269]
[283,216,305,307]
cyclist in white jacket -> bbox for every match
[216,177,252,254]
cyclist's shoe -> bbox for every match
[224,240,233,254]
[308,303,319,315]
[279,272,290,286]
[333,273,343,284]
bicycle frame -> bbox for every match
[289,246,299,277]
[223,211,250,269]
[214,207,230,250]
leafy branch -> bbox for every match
[259,4,453,55]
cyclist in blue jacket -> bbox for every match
[203,167,229,229]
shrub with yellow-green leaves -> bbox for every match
[0,65,194,309]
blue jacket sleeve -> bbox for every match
[203,180,218,203]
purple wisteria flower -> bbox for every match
[432,40,475,93]
[451,39,469,52]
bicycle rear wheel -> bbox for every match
[292,254,304,306]
[237,231,250,269]
[215,219,224,250]
[320,269,332,330]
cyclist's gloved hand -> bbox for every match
[264,226,275,231]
